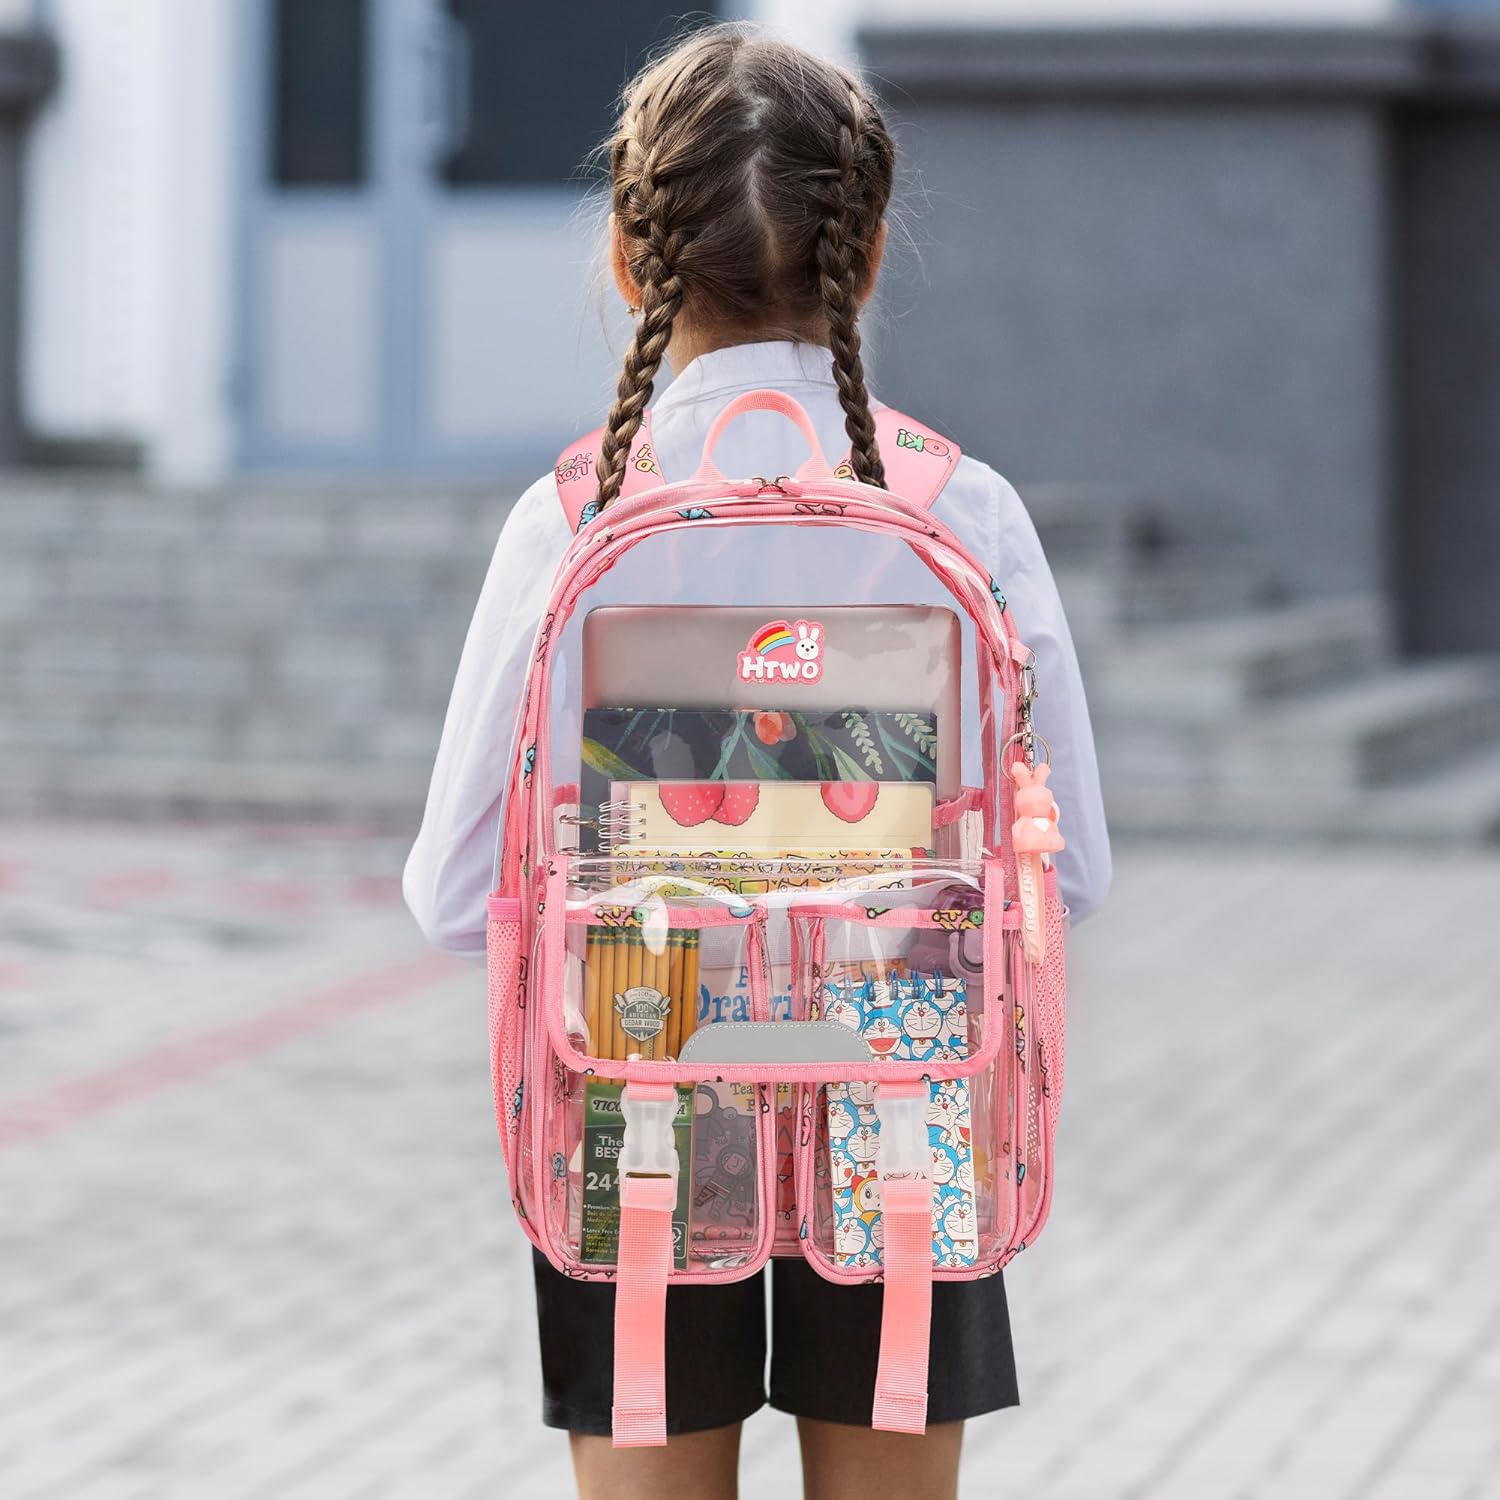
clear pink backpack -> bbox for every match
[486,390,1068,1446]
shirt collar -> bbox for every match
[654,340,846,414]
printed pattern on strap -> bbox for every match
[555,414,663,533]
[834,408,961,512]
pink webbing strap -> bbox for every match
[554,413,661,533]
[836,407,962,512]
[872,1079,935,1435]
[612,1079,678,1448]
[874,1177,935,1433]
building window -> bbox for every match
[439,2,717,188]
[272,0,367,187]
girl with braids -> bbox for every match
[406,22,1109,1500]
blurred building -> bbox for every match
[5,0,1500,839]
[7,0,1419,483]
[863,3,1500,661]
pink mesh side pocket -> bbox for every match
[487,895,524,1174]
[1035,867,1068,1139]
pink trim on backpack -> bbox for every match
[554,414,661,533]
[933,785,984,829]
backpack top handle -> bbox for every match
[690,389,836,484]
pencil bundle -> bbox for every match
[583,925,700,1061]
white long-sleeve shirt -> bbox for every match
[404,340,1110,958]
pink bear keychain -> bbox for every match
[1008,761,1064,964]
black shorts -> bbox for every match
[533,1249,1020,1436]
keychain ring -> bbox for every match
[1001,730,1053,766]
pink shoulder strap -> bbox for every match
[836,407,961,511]
[554,414,662,533]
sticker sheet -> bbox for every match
[823,962,977,1269]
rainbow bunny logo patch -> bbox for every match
[736,617,825,685]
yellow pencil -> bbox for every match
[585,926,603,1056]
[679,931,700,1055]
[664,929,683,1059]
[609,929,628,1060]
[637,931,659,1061]
[650,933,671,1061]
[610,929,627,1062]
[598,927,614,1062]
[631,931,648,1061]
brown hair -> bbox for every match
[595,23,895,506]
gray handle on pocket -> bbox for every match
[678,1021,874,1066]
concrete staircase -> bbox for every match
[0,478,512,822]
[5,475,1500,842]
[1027,488,1500,844]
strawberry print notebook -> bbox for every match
[822,956,977,1270]
[603,780,934,853]
[579,707,936,851]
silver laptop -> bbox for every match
[582,605,962,796]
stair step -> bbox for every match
[1104,743,1500,845]
[1228,657,1500,788]
[0,482,509,553]
[1346,750,1500,843]
[1055,552,1281,637]
[1016,484,1145,566]
[1085,595,1390,716]
[2,624,458,711]
[0,752,427,820]
[1100,656,1500,794]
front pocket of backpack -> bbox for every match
[532,1061,777,1279]
[796,1077,1008,1275]
[788,875,1021,1277]
[530,879,778,1279]
[558,889,769,1065]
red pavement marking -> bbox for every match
[213,877,319,912]
[0,951,464,1151]
[83,867,181,909]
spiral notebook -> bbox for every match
[601,779,934,854]
[579,706,939,856]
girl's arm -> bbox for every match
[403,476,571,959]
[988,468,1113,923]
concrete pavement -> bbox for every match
[2,823,1496,1499]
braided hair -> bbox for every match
[596,140,687,507]
[812,86,890,488]
[595,24,896,506]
